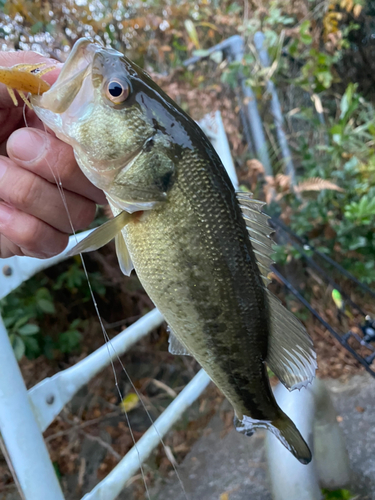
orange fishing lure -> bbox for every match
[0,62,54,108]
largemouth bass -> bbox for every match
[15,38,316,463]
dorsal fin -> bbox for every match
[266,290,317,390]
[236,192,275,285]
[237,192,317,390]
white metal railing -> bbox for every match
[0,112,232,500]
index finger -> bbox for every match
[7,128,107,205]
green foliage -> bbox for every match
[221,2,375,286]
[53,259,106,300]
[285,84,375,284]
[1,283,52,359]
[1,260,106,360]
[58,319,84,354]
[299,49,339,92]
[322,488,353,500]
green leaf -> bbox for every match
[30,21,44,35]
[192,49,210,58]
[23,336,40,358]
[10,334,25,360]
[105,24,115,43]
[330,124,343,145]
[301,33,312,44]
[3,316,17,328]
[300,21,312,45]
[14,316,31,330]
[58,329,82,353]
[18,324,40,336]
[339,84,358,121]
[348,236,368,250]
[184,20,200,50]
[322,488,353,500]
[317,69,333,89]
[37,299,56,314]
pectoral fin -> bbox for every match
[66,211,130,257]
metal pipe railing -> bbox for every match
[253,32,297,187]
[0,315,65,500]
[0,229,94,301]
[28,308,164,432]
[266,379,350,499]
[184,35,273,176]
[82,369,211,500]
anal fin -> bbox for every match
[168,327,192,356]
[266,290,317,391]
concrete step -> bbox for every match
[153,374,375,500]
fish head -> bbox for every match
[31,38,156,192]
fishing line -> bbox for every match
[47,151,152,500]
[25,97,188,499]
[20,106,151,497]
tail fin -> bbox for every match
[234,412,312,465]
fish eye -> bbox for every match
[104,78,129,104]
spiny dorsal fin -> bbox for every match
[236,192,275,284]
[266,290,317,390]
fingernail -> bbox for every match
[0,203,13,223]
[7,129,47,163]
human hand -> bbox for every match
[0,51,106,259]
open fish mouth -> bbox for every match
[31,38,124,143]
[30,38,97,144]
[32,38,97,115]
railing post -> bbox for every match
[0,315,65,500]
[265,379,350,499]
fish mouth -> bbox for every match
[31,38,127,147]
[32,38,97,114]
[32,38,125,115]
[30,38,100,143]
